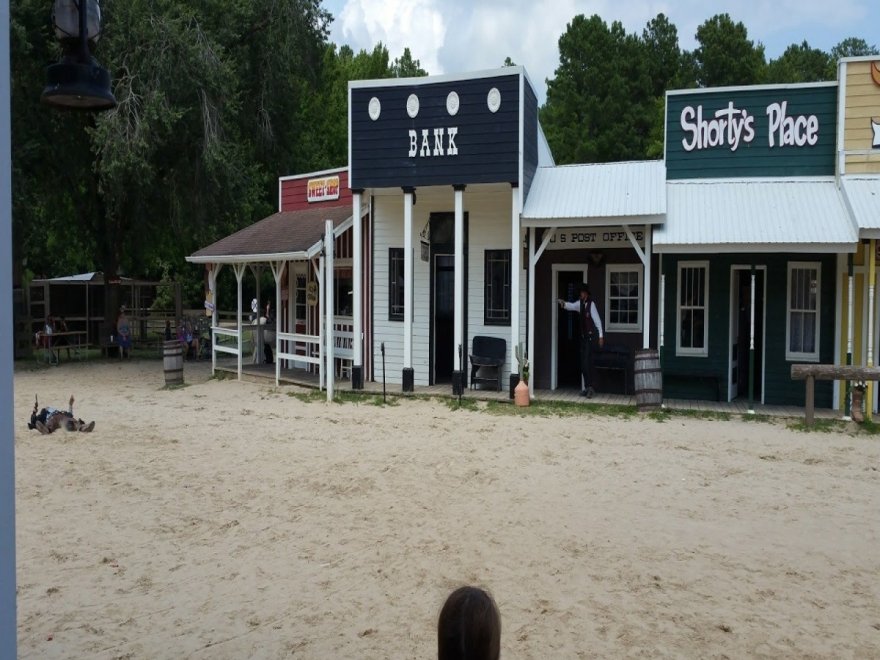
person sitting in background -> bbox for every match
[177,319,200,360]
[438,586,501,660]
[28,395,95,434]
[116,306,132,359]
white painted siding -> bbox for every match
[371,186,527,386]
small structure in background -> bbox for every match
[26,271,181,351]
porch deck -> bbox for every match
[213,359,839,421]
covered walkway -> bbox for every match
[212,358,838,421]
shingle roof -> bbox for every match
[188,205,352,262]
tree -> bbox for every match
[693,14,765,87]
[391,47,428,77]
[642,13,682,97]
[831,37,879,59]
[765,41,834,83]
[541,14,653,164]
[502,57,516,67]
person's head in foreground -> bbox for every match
[438,585,501,660]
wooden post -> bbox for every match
[805,374,815,427]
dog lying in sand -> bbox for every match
[28,395,95,434]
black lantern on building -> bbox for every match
[41,0,115,110]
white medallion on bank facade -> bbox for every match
[368,97,381,121]
[446,91,460,116]
[487,87,501,113]
[407,94,420,118]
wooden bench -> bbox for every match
[469,336,506,391]
[593,345,631,394]
[791,364,880,426]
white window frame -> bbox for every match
[786,261,821,362]
[676,260,709,357]
[605,263,643,333]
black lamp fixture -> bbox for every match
[41,0,116,110]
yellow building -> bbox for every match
[836,58,880,416]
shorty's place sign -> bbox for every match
[666,83,837,179]
[349,71,537,189]
[307,176,340,203]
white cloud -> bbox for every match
[327,0,876,103]
[336,0,447,74]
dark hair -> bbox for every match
[438,586,501,660]
[579,283,591,295]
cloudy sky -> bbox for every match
[322,0,876,102]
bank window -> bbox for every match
[389,248,404,321]
[484,249,511,325]
[606,264,642,332]
[676,261,708,356]
[786,262,820,361]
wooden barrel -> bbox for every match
[163,340,184,386]
[633,348,662,411]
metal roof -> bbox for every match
[655,178,858,253]
[522,161,665,226]
[841,175,880,237]
[187,205,353,264]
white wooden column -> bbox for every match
[325,220,335,402]
[402,188,414,390]
[527,227,536,398]
[352,190,364,388]
[233,263,247,380]
[209,265,218,375]
[643,224,652,349]
[271,261,284,386]
[317,256,325,390]
[250,264,262,365]
[453,185,465,390]
[0,5,16,650]
[510,185,521,390]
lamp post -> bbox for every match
[41,0,116,109]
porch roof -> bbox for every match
[522,161,666,227]
[654,177,858,253]
[186,205,353,264]
[841,175,880,238]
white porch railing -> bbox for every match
[276,331,323,387]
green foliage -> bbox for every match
[391,47,428,77]
[693,14,766,87]
[542,14,654,164]
[765,41,834,83]
[831,37,879,59]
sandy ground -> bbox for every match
[12,359,880,659]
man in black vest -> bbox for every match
[558,283,605,397]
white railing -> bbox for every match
[276,331,323,387]
[212,326,240,357]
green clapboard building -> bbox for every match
[654,82,857,406]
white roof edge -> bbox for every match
[278,166,347,183]
[535,160,664,170]
[655,243,857,254]
[349,65,526,90]
[668,175,837,184]
[666,80,837,97]
[186,251,312,265]
[839,56,880,64]
[522,214,665,227]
